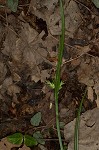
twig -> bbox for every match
[43,138,65,142]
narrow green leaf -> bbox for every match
[33,131,45,145]
[30,112,41,127]
[74,89,87,150]
[7,0,18,12]
[24,135,38,147]
[7,133,23,145]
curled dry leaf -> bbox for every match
[64,108,99,150]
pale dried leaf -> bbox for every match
[64,108,99,150]
[96,96,99,108]
[2,77,13,89]
[44,0,58,10]
[21,22,38,43]
[19,145,31,150]
[12,73,21,82]
[0,137,20,150]
[31,70,50,83]
[0,61,7,84]
[31,74,40,83]
[3,28,17,56]
[40,70,50,82]
[87,86,94,102]
[7,84,20,96]
[48,0,82,37]
[75,45,91,56]
[38,144,48,150]
[94,83,99,108]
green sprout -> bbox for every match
[46,80,64,90]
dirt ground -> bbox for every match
[0,0,99,150]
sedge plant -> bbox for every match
[54,0,65,149]
[47,0,65,149]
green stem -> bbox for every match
[55,0,65,150]
[74,89,87,150]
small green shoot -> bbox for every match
[30,112,41,127]
[7,0,18,12]
[46,80,64,90]
[7,133,37,147]
[74,89,87,150]
[33,131,45,145]
[46,80,55,89]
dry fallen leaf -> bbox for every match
[19,145,30,150]
[87,86,94,102]
[64,108,99,150]
[0,137,20,150]
[7,84,20,96]
[93,83,99,108]
[40,70,50,82]
[21,22,38,43]
[0,61,7,84]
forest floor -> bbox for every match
[0,0,99,150]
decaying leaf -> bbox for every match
[0,61,7,84]
[0,137,31,150]
[38,144,48,150]
[87,86,94,102]
[77,56,99,105]
[19,145,31,150]
[0,137,21,150]
[93,83,99,108]
[64,108,99,150]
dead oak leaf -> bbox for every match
[31,69,50,83]
[0,137,20,150]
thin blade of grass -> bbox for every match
[74,89,87,150]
